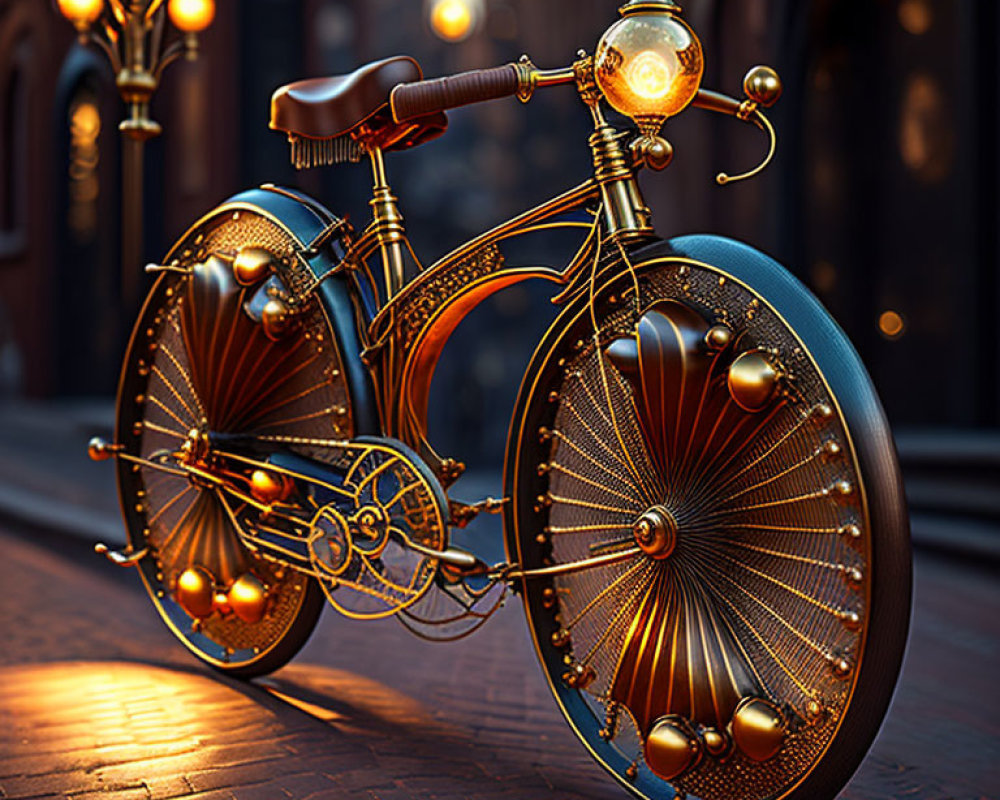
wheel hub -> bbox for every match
[633,505,677,560]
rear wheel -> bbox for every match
[506,238,910,800]
[116,206,353,677]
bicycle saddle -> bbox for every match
[270,55,447,151]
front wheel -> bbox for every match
[505,237,910,800]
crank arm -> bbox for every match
[388,527,490,574]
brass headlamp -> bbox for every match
[594,0,704,137]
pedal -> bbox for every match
[94,543,148,568]
[87,437,122,461]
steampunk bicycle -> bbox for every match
[90,2,911,798]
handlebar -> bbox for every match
[389,61,778,187]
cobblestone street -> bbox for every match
[0,523,997,800]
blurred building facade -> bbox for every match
[0,0,997,468]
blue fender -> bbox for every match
[222,185,379,436]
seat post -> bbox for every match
[368,146,408,301]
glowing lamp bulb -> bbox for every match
[429,0,475,42]
[625,50,676,100]
[594,8,704,129]
[168,0,215,33]
[57,0,104,26]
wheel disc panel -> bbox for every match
[510,255,874,800]
[117,205,350,670]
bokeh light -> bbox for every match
[428,0,481,42]
[56,0,104,26]
[168,0,216,33]
[879,310,906,340]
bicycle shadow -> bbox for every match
[251,661,616,799]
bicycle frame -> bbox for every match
[337,55,660,486]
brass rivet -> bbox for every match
[831,656,852,678]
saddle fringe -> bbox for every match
[288,133,362,169]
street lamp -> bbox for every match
[426,0,483,43]
[55,0,216,315]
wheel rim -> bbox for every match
[513,257,876,800]
[117,207,350,670]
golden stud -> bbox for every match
[840,609,862,632]
[551,628,571,648]
[843,565,864,589]
[639,135,673,171]
[702,728,730,758]
[705,325,732,350]
[541,587,557,609]
[813,402,834,419]
[563,662,596,690]
[831,656,852,678]
[839,523,862,542]
[730,697,785,762]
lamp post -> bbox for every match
[55,0,216,316]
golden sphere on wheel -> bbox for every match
[728,350,780,412]
[262,298,293,340]
[645,716,700,780]
[228,573,268,623]
[233,247,275,286]
[731,697,786,761]
[176,566,215,619]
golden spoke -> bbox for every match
[565,558,650,630]
[549,493,639,516]
[547,461,643,506]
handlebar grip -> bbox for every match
[390,64,520,122]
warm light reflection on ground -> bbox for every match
[0,660,477,799]
[1,661,278,796]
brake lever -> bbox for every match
[715,106,776,186]
[691,66,782,186]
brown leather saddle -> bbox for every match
[270,56,446,153]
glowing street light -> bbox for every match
[56,0,103,33]
[168,0,216,31]
[427,0,483,43]
[54,0,218,314]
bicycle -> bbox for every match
[89,2,911,798]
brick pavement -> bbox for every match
[0,525,998,799]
